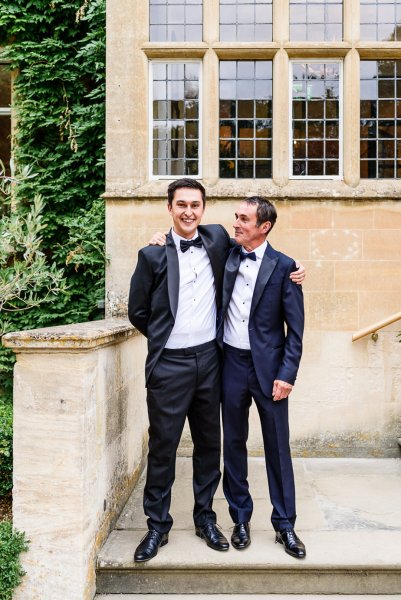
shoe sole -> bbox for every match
[195,530,229,551]
[134,537,169,563]
[231,540,251,550]
[276,535,306,559]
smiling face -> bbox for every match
[168,187,205,239]
[233,201,272,251]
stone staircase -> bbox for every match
[96,457,401,595]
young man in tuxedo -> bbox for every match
[218,196,306,559]
[128,178,232,562]
[129,180,305,563]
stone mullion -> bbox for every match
[272,49,290,186]
[203,0,219,182]
[204,0,219,45]
[202,49,220,183]
[273,0,289,45]
[343,0,360,44]
[343,50,360,187]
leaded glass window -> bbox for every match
[151,62,200,177]
[290,0,342,41]
[360,60,401,178]
[360,0,400,42]
[220,0,272,42]
[219,61,272,178]
[291,62,342,178]
[149,0,203,42]
[0,64,11,174]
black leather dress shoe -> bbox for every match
[275,528,306,559]
[134,529,169,562]
[195,523,229,551]
[231,522,251,550]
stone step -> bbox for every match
[96,457,401,595]
[95,594,401,600]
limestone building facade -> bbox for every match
[105,0,401,456]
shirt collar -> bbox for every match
[242,240,267,260]
[171,227,199,251]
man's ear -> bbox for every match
[262,221,271,235]
[167,201,172,214]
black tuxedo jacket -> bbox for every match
[128,224,231,385]
[218,242,304,398]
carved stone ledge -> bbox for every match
[2,319,137,352]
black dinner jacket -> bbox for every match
[128,224,231,385]
[218,242,304,398]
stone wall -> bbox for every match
[107,198,401,457]
[3,320,148,600]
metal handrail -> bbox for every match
[352,311,401,342]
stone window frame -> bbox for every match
[106,0,401,198]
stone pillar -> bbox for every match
[3,320,148,600]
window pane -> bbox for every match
[149,0,202,41]
[0,66,11,175]
[0,65,11,107]
[360,60,401,178]
[360,0,399,41]
[219,0,272,42]
[290,0,343,41]
[291,62,341,178]
[0,115,11,174]
[219,60,272,178]
[152,62,200,177]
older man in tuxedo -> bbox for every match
[218,196,306,559]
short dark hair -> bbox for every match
[244,196,277,231]
[167,178,206,207]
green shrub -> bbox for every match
[0,402,13,497]
[0,521,28,600]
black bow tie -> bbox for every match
[240,249,257,261]
[180,236,203,253]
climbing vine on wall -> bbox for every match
[0,0,106,401]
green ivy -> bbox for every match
[0,0,106,401]
[0,521,28,600]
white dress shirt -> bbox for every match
[165,228,217,349]
[223,240,267,350]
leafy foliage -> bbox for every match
[0,402,12,496]
[0,520,28,600]
[0,163,66,316]
[0,0,106,401]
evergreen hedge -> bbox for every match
[0,0,106,402]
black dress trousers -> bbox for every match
[144,340,221,534]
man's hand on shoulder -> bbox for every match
[290,262,305,285]
[272,380,293,401]
[149,231,167,246]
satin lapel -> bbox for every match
[222,248,241,315]
[166,233,179,319]
[199,231,220,287]
[250,248,278,318]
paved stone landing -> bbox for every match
[97,457,401,595]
